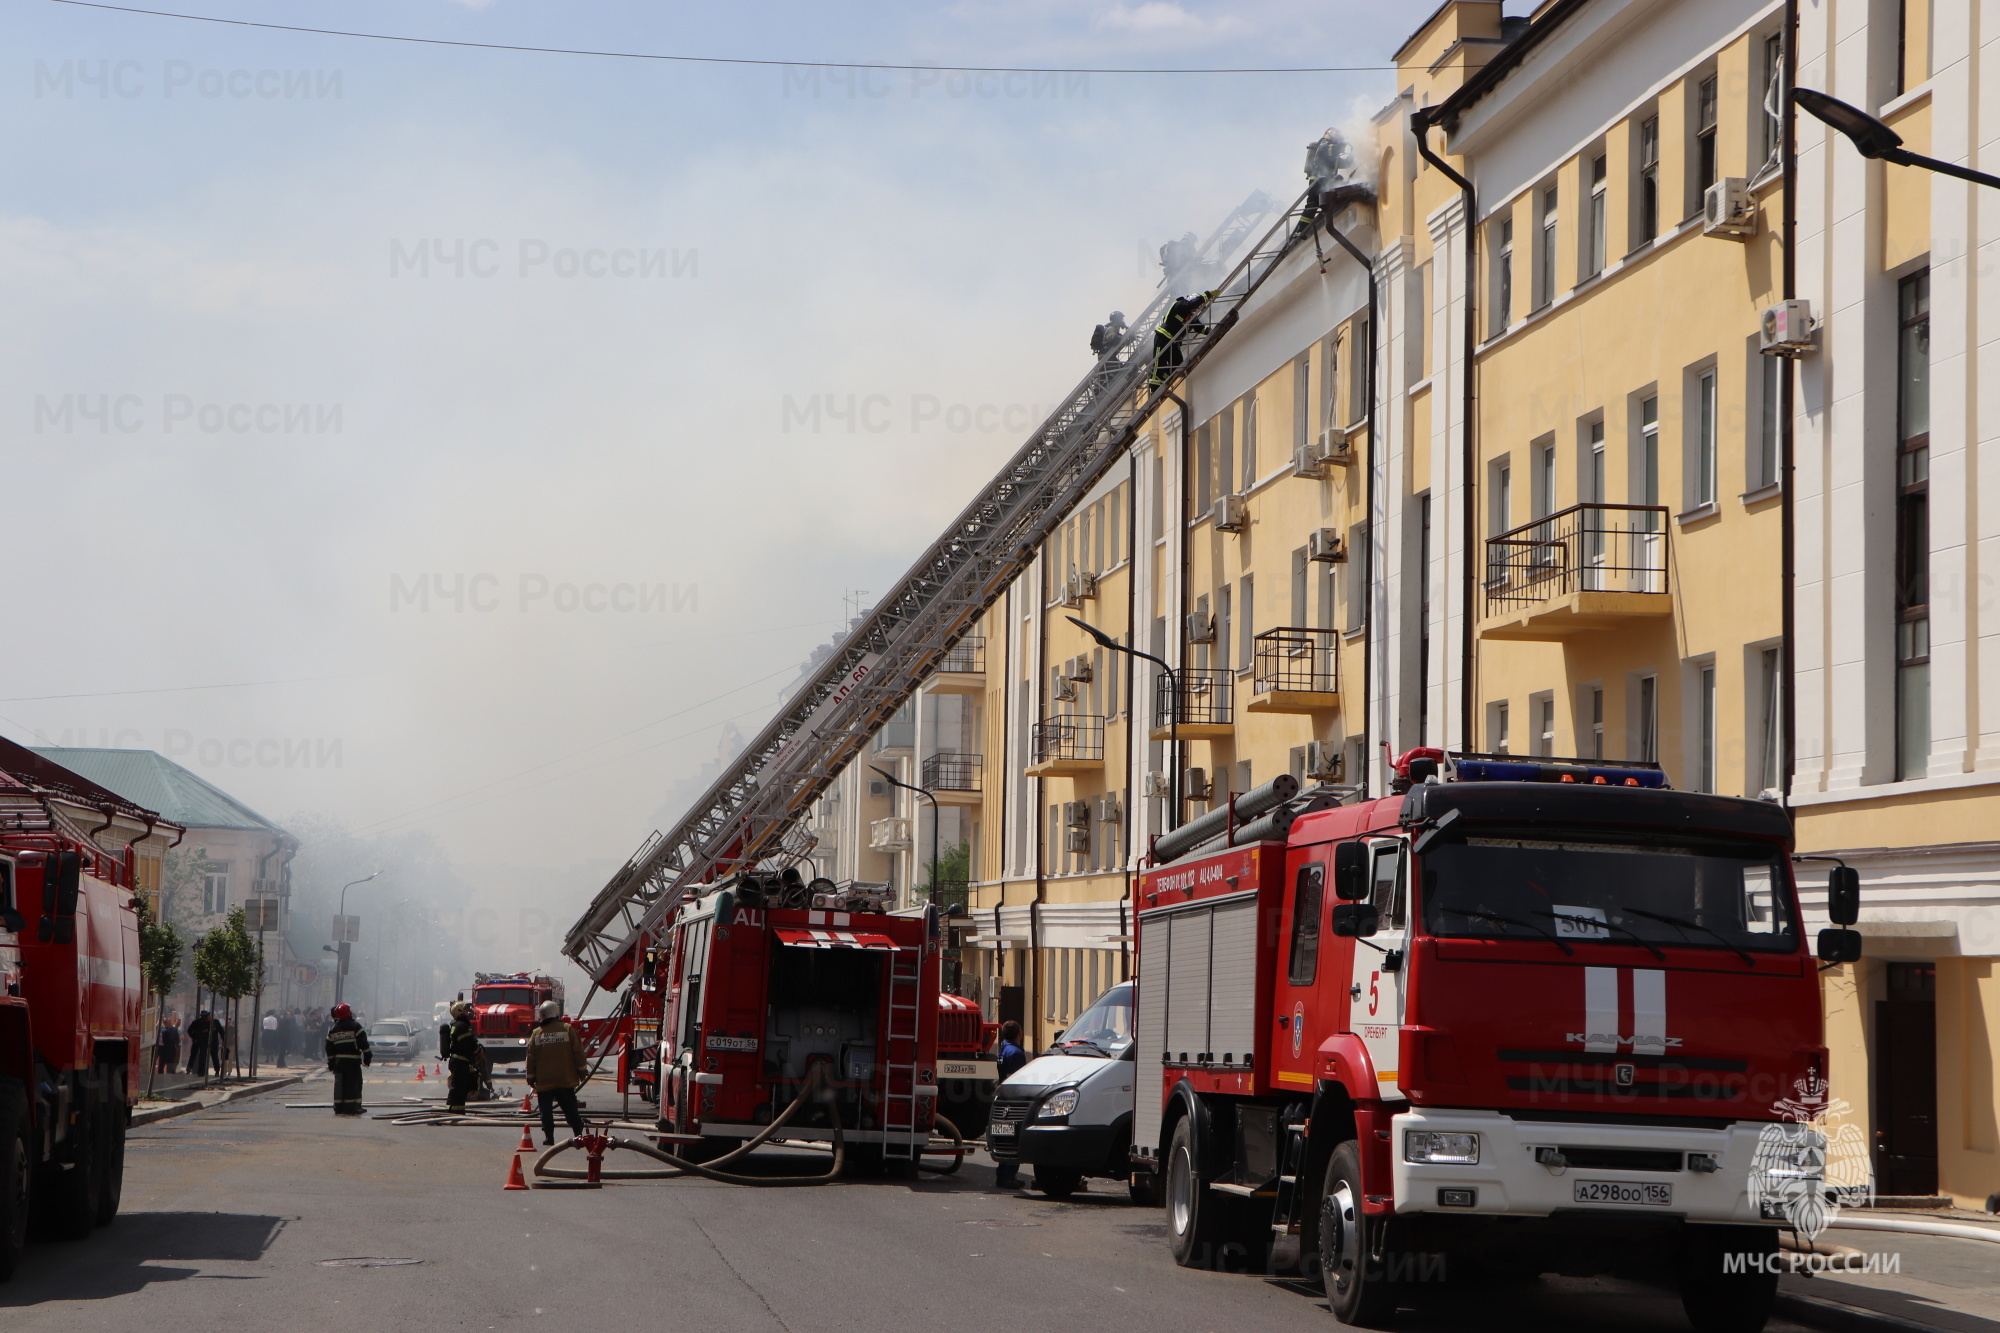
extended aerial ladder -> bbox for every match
[563,184,1349,990]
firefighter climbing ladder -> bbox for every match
[880,946,924,1161]
[564,184,1338,988]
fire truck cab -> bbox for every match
[462,973,564,1065]
[1133,751,1834,1332]
[654,872,943,1170]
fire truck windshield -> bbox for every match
[1419,833,1797,955]
[1056,982,1133,1057]
[477,987,537,1006]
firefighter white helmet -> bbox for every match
[537,1000,560,1021]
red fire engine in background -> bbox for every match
[459,972,564,1065]
[1130,750,1850,1332]
[0,741,182,1281]
[633,871,945,1169]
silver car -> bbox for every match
[369,1019,415,1063]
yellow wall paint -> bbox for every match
[1883,98,1933,272]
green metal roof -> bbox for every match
[29,747,287,835]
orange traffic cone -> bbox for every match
[414,1065,426,1082]
[518,1124,534,1152]
[520,1091,533,1113]
[504,1152,529,1190]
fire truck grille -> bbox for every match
[937,1010,982,1053]
[477,1016,513,1035]
[1553,1146,1688,1173]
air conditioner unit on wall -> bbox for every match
[1053,677,1077,702]
[1184,767,1212,801]
[1306,740,1343,781]
[1702,177,1758,239]
[1063,828,1090,854]
[1095,794,1123,824]
[1294,441,1329,480]
[1143,771,1172,799]
[1320,425,1354,464]
[1308,528,1347,563]
[1075,570,1099,601]
[1212,494,1248,533]
[1063,800,1091,828]
[1760,299,1818,357]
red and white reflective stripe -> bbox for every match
[1580,967,1669,1053]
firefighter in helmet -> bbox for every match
[525,1000,590,1146]
[324,1002,372,1116]
[443,1000,484,1114]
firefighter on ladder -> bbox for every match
[443,1001,484,1113]
[324,1003,372,1116]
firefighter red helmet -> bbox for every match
[331,1003,353,1020]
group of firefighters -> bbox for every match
[319,997,591,1143]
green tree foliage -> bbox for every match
[921,840,972,903]
[194,907,260,1001]
[134,896,184,1002]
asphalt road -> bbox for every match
[4,1065,1834,1333]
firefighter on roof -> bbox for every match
[443,1001,483,1113]
[324,1003,371,1116]
[525,1000,590,1145]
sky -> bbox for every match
[0,0,1508,949]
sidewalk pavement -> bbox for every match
[1778,1211,2000,1333]
[132,1071,311,1127]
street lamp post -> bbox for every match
[330,870,381,1010]
[871,765,939,903]
[1068,616,1181,833]
[1795,87,2000,190]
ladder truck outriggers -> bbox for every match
[1126,750,1855,1332]
[561,187,1329,1124]
[0,740,182,1280]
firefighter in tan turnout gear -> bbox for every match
[443,1001,484,1113]
[525,1000,589,1145]
[324,1002,371,1116]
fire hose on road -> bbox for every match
[529,1066,965,1187]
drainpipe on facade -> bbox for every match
[1164,389,1192,831]
[1121,448,1139,980]
[1319,217,1379,795]
[1779,0,1800,805]
[1412,108,1479,754]
[1030,565,1048,1046]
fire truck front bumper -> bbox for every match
[1389,1109,1819,1225]
[482,1037,529,1062]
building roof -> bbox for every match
[30,747,288,836]
[1433,0,1588,129]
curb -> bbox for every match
[132,1075,305,1128]
[1776,1291,1945,1333]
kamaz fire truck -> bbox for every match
[647,871,944,1169]
[0,741,181,1280]
[1128,750,1843,1332]
[459,972,564,1065]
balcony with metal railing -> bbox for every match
[926,879,972,918]
[923,635,987,696]
[1151,668,1234,740]
[1027,713,1106,776]
[1481,503,1674,640]
[1247,626,1340,714]
[921,751,984,805]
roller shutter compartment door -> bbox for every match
[1206,898,1258,1066]
[1133,910,1171,1156]
[1165,911,1212,1063]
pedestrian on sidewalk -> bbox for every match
[524,1001,589,1145]
[442,1001,483,1114]
[186,1010,214,1079]
[274,1009,295,1068]
[155,1013,181,1075]
[324,1002,371,1116]
[261,1010,278,1070]
[992,1020,1030,1189]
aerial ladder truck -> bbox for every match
[563,183,1365,1163]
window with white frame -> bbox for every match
[1585,153,1608,277]
[1691,368,1718,507]
[202,862,231,915]
[1535,185,1558,308]
[1492,219,1514,337]
[1636,115,1661,244]
[1695,661,1717,792]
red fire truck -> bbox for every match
[1131,750,1839,1332]
[0,742,180,1280]
[460,972,564,1066]
[649,872,943,1169]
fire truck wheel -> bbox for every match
[33,1088,99,1242]
[93,1070,126,1226]
[1165,1118,1228,1269]
[1679,1224,1778,1333]
[0,1078,29,1281]
[1320,1141,1399,1326]
[1032,1167,1083,1198]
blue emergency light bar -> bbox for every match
[1444,752,1670,788]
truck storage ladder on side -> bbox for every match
[880,947,923,1160]
[564,185,1334,988]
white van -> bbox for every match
[984,983,1155,1201]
